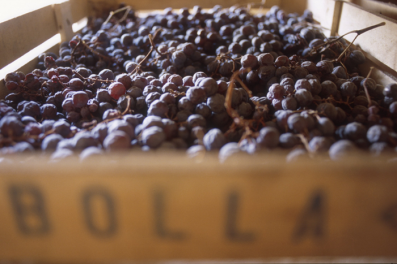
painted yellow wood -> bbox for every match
[0,154,396,263]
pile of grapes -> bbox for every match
[1,4,397,162]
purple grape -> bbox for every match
[80,147,104,161]
[42,134,63,151]
[203,128,227,150]
[295,89,313,107]
[219,143,242,163]
[148,99,169,118]
[309,136,331,153]
[103,131,131,151]
[329,140,356,160]
[107,120,135,139]
[257,127,279,149]
[186,87,206,105]
[367,125,388,143]
[279,133,300,148]
[142,126,166,148]
[53,120,71,137]
[0,116,24,137]
[108,82,126,100]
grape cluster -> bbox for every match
[1,4,397,162]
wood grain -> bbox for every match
[338,2,397,73]
[350,0,397,21]
[54,1,74,42]
[69,0,91,23]
[0,154,396,263]
[87,0,278,12]
[0,5,58,70]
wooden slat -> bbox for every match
[69,0,91,23]
[88,0,278,11]
[350,0,397,21]
[338,2,397,73]
[330,0,343,36]
[0,154,396,263]
[280,0,307,14]
[358,54,397,87]
[0,5,58,70]
[307,0,337,36]
[54,1,74,42]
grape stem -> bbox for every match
[363,67,374,107]
[128,28,162,76]
[75,36,115,62]
[307,22,386,61]
[104,6,131,25]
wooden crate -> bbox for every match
[0,0,397,263]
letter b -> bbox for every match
[9,184,50,235]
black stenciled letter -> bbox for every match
[9,184,50,235]
[293,190,326,241]
[382,203,397,230]
[82,187,117,237]
[226,191,255,241]
[154,190,186,239]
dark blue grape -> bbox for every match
[20,101,41,118]
[187,145,205,158]
[108,120,135,139]
[203,128,226,150]
[42,120,55,133]
[98,69,114,81]
[148,99,168,118]
[80,147,104,161]
[238,102,253,118]
[219,142,242,163]
[142,126,166,148]
[162,119,177,140]
[187,114,207,129]
[282,96,298,110]
[367,125,388,143]
[317,103,337,120]
[309,136,331,153]
[51,149,74,160]
[295,89,313,107]
[329,140,356,160]
[92,123,108,143]
[0,116,24,137]
[320,80,337,98]
[178,97,195,112]
[279,133,300,148]
[103,131,131,151]
[344,122,366,140]
[73,132,97,150]
[142,116,164,129]
[207,94,225,114]
[53,120,71,137]
[288,113,307,133]
[186,87,206,105]
[340,81,357,98]
[42,134,63,152]
[257,127,279,149]
[195,103,211,119]
[383,83,397,99]
[369,142,392,157]
[25,123,42,136]
[317,117,335,136]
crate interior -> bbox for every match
[1,0,397,98]
[0,1,397,263]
